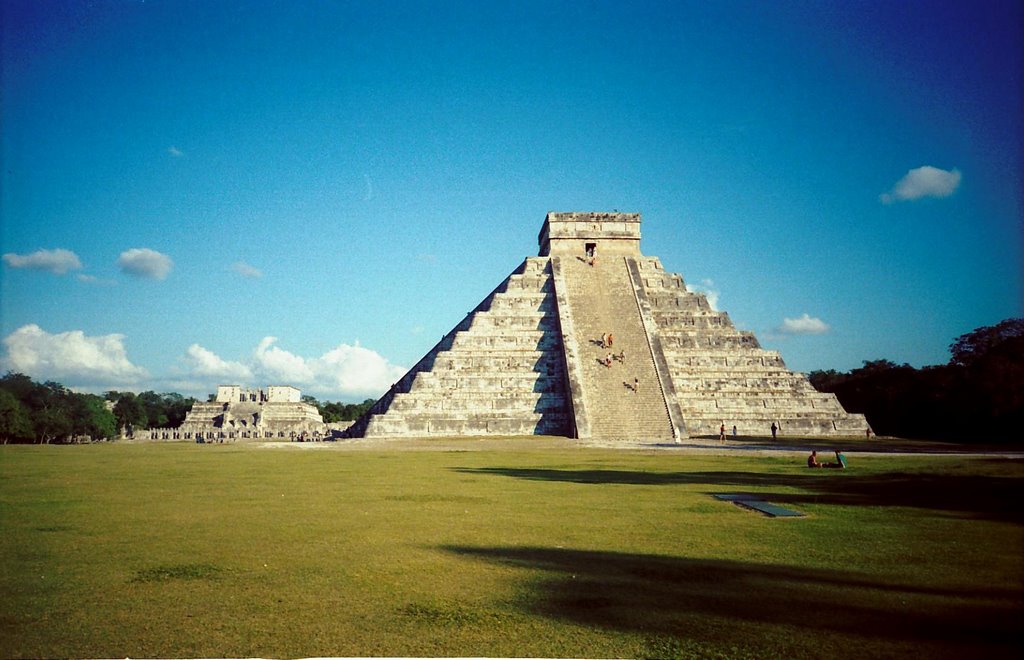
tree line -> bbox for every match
[0,375,200,444]
[809,318,1023,442]
[0,374,376,444]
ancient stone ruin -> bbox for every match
[167,385,326,442]
[346,212,868,442]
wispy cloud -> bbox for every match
[168,146,184,157]
[75,273,116,285]
[2,248,82,275]
[880,165,961,204]
[686,278,720,311]
[777,313,830,335]
[230,261,262,278]
[118,248,173,280]
[1,324,148,387]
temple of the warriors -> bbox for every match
[345,212,868,442]
[162,385,326,441]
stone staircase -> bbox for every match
[556,255,676,442]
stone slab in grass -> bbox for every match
[714,493,805,517]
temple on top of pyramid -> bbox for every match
[344,212,869,443]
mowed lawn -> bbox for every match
[1,440,1022,659]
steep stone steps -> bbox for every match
[556,255,675,441]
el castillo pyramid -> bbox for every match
[345,212,868,442]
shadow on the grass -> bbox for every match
[443,545,1022,654]
[451,467,1024,522]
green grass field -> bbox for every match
[1,439,1022,659]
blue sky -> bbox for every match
[1,0,1021,401]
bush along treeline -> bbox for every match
[809,318,1023,442]
[301,396,376,423]
[0,373,378,444]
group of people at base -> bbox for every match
[808,450,846,468]
[717,422,778,441]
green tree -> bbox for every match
[72,394,117,441]
[31,382,77,443]
[137,391,170,428]
[113,393,147,435]
[162,393,196,427]
[0,389,33,444]
[0,372,38,401]
[949,318,1024,367]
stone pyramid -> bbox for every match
[345,212,868,442]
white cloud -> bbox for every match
[230,261,262,278]
[313,343,408,395]
[686,278,720,310]
[1,324,148,387]
[118,248,173,280]
[777,313,830,335]
[254,337,316,383]
[168,146,184,157]
[252,336,406,398]
[2,248,82,275]
[183,344,253,380]
[880,165,961,204]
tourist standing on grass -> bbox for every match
[719,424,726,442]
[771,422,777,440]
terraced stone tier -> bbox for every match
[634,257,868,437]
[349,258,573,438]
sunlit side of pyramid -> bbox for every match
[345,212,868,442]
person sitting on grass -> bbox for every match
[824,450,847,469]
[807,451,821,468]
